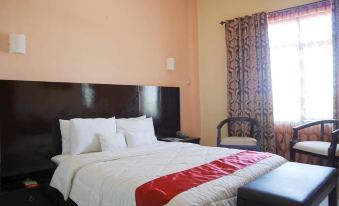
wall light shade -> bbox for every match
[10,34,26,54]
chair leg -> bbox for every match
[256,143,261,152]
[328,183,337,206]
[328,155,336,168]
[290,149,296,162]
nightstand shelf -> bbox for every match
[1,184,56,206]
[157,137,200,144]
[1,166,58,206]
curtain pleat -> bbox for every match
[225,12,275,153]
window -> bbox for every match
[268,3,333,122]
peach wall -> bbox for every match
[197,0,319,146]
[0,0,200,137]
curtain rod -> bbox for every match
[267,0,327,15]
[219,0,326,25]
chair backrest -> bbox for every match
[216,117,260,146]
[291,120,339,143]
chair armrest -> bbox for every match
[251,120,261,139]
[291,122,319,145]
[216,119,231,146]
[331,129,339,142]
[291,120,339,145]
[293,121,319,131]
[290,127,299,145]
[329,129,339,154]
[216,119,230,130]
[216,117,257,130]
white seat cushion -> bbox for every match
[220,137,257,146]
[293,141,339,156]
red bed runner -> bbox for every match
[135,150,272,206]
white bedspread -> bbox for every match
[50,142,287,206]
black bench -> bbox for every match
[237,162,337,206]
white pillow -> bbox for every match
[118,117,158,147]
[116,115,146,132]
[98,132,127,152]
[125,130,157,147]
[70,117,116,155]
[59,116,141,154]
[59,120,71,155]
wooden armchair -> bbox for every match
[290,120,339,168]
[216,117,261,151]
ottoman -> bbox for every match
[237,162,337,206]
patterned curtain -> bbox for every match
[333,0,339,119]
[225,12,275,153]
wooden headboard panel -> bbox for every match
[0,80,180,177]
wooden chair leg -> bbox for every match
[328,154,336,168]
[256,142,261,152]
[329,159,334,168]
[328,183,337,206]
[290,148,296,162]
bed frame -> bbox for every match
[0,80,180,181]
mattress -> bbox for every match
[50,142,287,206]
[51,152,104,165]
[51,154,70,165]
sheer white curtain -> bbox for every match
[268,3,333,122]
[268,2,334,161]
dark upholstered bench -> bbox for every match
[237,162,337,206]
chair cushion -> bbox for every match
[220,137,257,146]
[293,141,339,156]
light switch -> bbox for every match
[166,58,175,71]
[10,34,26,54]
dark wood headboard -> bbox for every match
[0,80,180,177]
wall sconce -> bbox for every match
[166,57,175,71]
[9,34,26,54]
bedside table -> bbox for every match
[1,166,58,206]
[1,184,57,206]
[157,137,200,144]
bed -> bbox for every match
[50,142,286,206]
[0,80,287,206]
